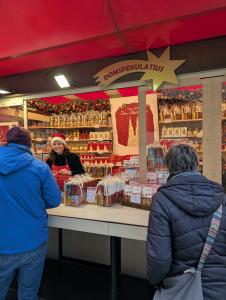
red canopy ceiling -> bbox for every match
[0,0,226,77]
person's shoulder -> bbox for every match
[151,190,172,214]
[68,152,80,159]
[31,157,49,170]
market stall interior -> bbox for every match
[2,83,222,207]
[1,80,226,299]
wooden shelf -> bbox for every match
[160,117,226,125]
[67,139,112,142]
[159,119,202,125]
[32,138,48,141]
[161,136,202,139]
[33,151,112,155]
[32,139,112,142]
[28,125,112,129]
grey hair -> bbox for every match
[165,144,199,175]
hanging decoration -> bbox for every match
[157,87,203,104]
[27,99,110,113]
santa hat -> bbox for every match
[51,133,67,146]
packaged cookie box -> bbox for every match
[83,179,98,204]
[95,182,118,207]
[121,184,142,209]
[121,184,160,210]
[64,182,84,207]
[95,178,124,207]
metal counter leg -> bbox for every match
[110,236,121,300]
[58,228,63,260]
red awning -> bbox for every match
[0,0,226,76]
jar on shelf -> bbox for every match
[170,105,176,120]
[65,114,70,127]
[57,114,62,127]
[50,115,53,127]
[79,114,84,126]
[195,102,203,119]
[164,106,171,121]
[159,106,164,122]
[183,104,192,120]
[102,111,108,126]
[175,105,182,120]
[192,102,202,119]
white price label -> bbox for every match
[124,184,133,196]
[130,186,142,204]
[86,187,96,203]
[142,186,153,198]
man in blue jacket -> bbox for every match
[0,127,61,300]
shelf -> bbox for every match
[33,151,112,155]
[159,119,202,124]
[68,139,112,142]
[32,138,48,141]
[160,117,226,125]
[161,136,202,139]
[32,139,112,142]
[28,125,112,129]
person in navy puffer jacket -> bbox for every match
[0,127,61,300]
[147,144,226,300]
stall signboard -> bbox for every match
[94,47,185,90]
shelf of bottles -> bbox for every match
[158,89,203,158]
[28,110,113,155]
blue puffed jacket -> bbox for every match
[147,172,226,300]
[0,143,61,254]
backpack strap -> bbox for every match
[197,204,222,272]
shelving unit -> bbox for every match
[157,96,204,170]
[28,110,114,180]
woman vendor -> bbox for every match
[46,133,84,190]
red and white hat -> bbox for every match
[51,133,67,146]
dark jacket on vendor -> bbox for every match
[46,152,84,175]
[147,172,226,300]
[0,131,61,254]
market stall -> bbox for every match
[0,73,225,282]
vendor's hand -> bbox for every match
[59,169,71,175]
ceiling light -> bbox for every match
[54,75,70,88]
[0,89,10,94]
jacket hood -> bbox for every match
[0,143,34,175]
[158,173,225,217]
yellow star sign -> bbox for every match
[141,47,185,90]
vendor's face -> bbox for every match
[52,141,65,154]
